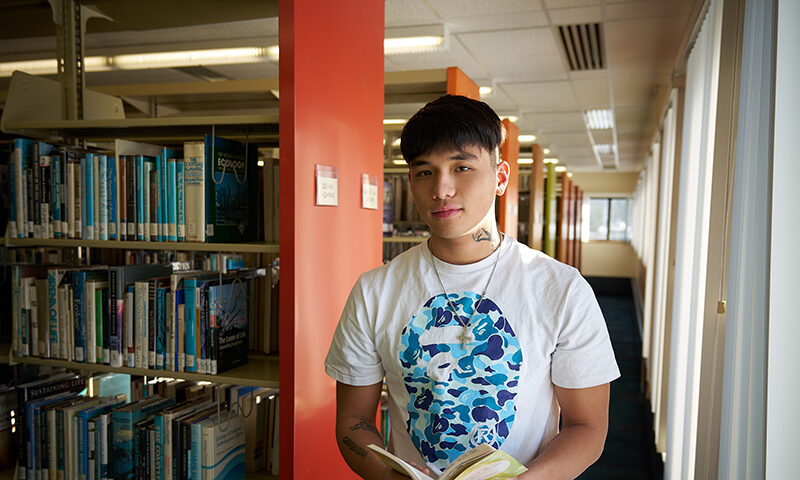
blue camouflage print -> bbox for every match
[399,292,522,470]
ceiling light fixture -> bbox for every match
[112,47,268,69]
[500,115,519,123]
[384,24,449,55]
[518,158,534,165]
[392,138,401,146]
[392,159,408,166]
[594,144,615,155]
[479,86,494,96]
[383,119,406,125]
[543,147,551,155]
[583,108,614,129]
[555,165,567,173]
[543,158,559,164]
[518,134,537,142]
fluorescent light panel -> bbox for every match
[594,144,615,155]
[518,134,537,142]
[584,109,614,129]
[479,86,493,96]
[383,119,406,125]
[384,24,448,55]
[555,165,567,173]
[518,158,534,165]
[392,159,408,165]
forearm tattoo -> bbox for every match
[343,436,368,457]
[472,228,495,243]
[350,419,381,436]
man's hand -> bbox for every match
[519,383,610,480]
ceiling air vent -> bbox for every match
[557,23,604,71]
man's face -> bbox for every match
[408,144,508,241]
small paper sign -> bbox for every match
[315,165,338,206]
[362,173,379,210]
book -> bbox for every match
[84,153,95,240]
[203,135,258,243]
[208,279,249,374]
[366,443,527,480]
[183,141,205,242]
[107,155,118,240]
[112,395,176,480]
[201,412,245,480]
[98,153,108,241]
[166,151,178,242]
[176,157,186,242]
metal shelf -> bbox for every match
[10,351,279,389]
[4,238,279,253]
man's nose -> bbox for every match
[433,173,455,200]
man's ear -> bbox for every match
[496,160,510,196]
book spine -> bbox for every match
[154,415,163,480]
[60,154,68,238]
[135,282,147,369]
[198,285,206,375]
[101,413,110,480]
[167,157,177,242]
[125,287,135,368]
[42,156,52,239]
[148,279,157,368]
[119,156,127,241]
[12,141,23,237]
[58,286,69,360]
[156,286,165,370]
[98,154,107,241]
[29,279,38,357]
[75,155,83,239]
[53,156,62,238]
[165,290,174,372]
[184,280,196,373]
[176,159,185,242]
[25,151,33,237]
[155,156,163,242]
[32,142,41,238]
[86,281,97,364]
[101,287,110,364]
[8,144,17,238]
[73,272,86,362]
[111,411,132,480]
[149,166,158,242]
[177,288,185,372]
[109,269,120,367]
[143,160,151,242]
[48,270,60,359]
[85,154,94,240]
[159,154,168,243]
[48,407,58,480]
[127,156,137,240]
[67,157,75,238]
[107,155,118,240]
[136,156,145,241]
[191,422,202,480]
[183,143,205,242]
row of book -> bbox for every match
[13,371,279,480]
[7,135,262,244]
[11,263,267,374]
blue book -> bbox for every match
[72,269,107,363]
[84,154,95,240]
[159,151,171,242]
[112,395,176,480]
[176,158,186,242]
[13,139,34,237]
[175,285,185,370]
[192,415,217,480]
[143,158,152,242]
[156,280,168,370]
[209,280,249,374]
[136,155,144,241]
[155,155,164,242]
[52,156,61,238]
[78,396,125,480]
[26,392,76,479]
[107,155,118,240]
[184,278,198,373]
[166,150,178,242]
[98,153,108,241]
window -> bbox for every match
[587,197,632,242]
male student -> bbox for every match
[325,95,620,479]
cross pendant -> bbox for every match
[457,326,472,348]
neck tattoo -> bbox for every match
[429,236,503,349]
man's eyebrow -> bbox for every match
[449,151,479,160]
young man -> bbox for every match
[325,95,620,479]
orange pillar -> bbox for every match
[279,0,384,478]
[530,144,545,251]
[557,174,570,264]
[499,119,519,239]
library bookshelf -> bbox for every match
[4,238,279,254]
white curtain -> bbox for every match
[717,0,774,477]
[664,0,724,477]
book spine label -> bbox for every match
[107,156,118,240]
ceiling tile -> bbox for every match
[458,28,568,81]
[503,81,578,112]
[544,132,592,148]
[448,12,549,32]
[547,6,603,25]
[385,0,438,27]
[605,16,687,68]
[606,0,694,21]
[543,0,600,8]
[428,0,544,19]
[612,75,658,107]
[523,111,586,133]
[483,89,519,112]
[572,78,610,108]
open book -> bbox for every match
[367,443,527,480]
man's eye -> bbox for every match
[456,166,471,172]
[414,170,432,177]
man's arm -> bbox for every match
[336,381,422,480]
[519,383,610,480]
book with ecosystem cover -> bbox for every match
[208,278,249,374]
[367,443,527,480]
[203,135,258,243]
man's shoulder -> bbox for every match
[358,242,423,286]
[505,238,580,280]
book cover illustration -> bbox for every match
[209,279,249,374]
[204,135,257,243]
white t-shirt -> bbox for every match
[325,237,620,470]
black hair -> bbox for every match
[400,94,505,164]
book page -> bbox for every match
[453,450,527,480]
[439,443,495,480]
[367,444,435,480]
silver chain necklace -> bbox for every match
[429,236,503,348]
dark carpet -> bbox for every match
[578,278,663,480]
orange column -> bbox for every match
[557,174,570,264]
[446,66,481,99]
[499,119,519,239]
[279,0,384,478]
[530,144,545,250]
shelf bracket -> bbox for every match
[51,0,86,121]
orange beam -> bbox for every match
[530,144,545,250]
[557,174,571,264]
[499,120,519,239]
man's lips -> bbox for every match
[431,207,461,219]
